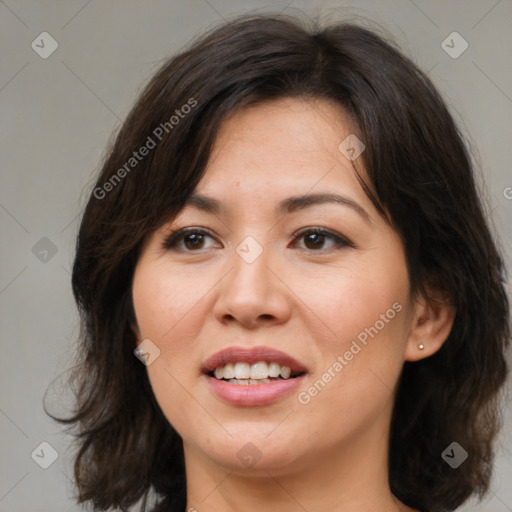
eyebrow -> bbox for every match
[276,193,370,222]
[183,192,371,223]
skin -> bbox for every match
[132,97,455,512]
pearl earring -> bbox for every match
[418,343,425,350]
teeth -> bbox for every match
[268,362,281,378]
[234,362,251,379]
[223,363,235,379]
[279,366,291,379]
[226,378,273,385]
[211,361,297,382]
[251,362,268,379]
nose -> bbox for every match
[213,246,292,329]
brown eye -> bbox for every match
[292,228,353,252]
[183,233,206,250]
[163,228,219,252]
[303,232,326,250]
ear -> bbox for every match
[405,288,456,362]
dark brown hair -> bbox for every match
[49,13,510,512]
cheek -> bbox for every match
[132,258,217,437]
[292,254,411,419]
[132,259,208,342]
[292,257,410,356]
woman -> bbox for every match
[53,13,510,512]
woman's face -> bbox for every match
[132,97,419,474]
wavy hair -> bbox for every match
[48,13,510,512]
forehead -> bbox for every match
[193,97,370,210]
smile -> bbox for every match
[202,346,308,406]
[210,361,303,384]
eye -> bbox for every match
[291,228,354,251]
[162,228,220,252]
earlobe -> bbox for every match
[405,292,456,362]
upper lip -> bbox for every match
[202,346,308,374]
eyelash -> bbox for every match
[162,227,354,253]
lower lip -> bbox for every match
[204,374,306,406]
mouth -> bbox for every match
[202,345,308,382]
[202,346,308,406]
[207,361,305,384]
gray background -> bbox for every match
[1,1,511,511]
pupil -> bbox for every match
[185,234,203,250]
[305,233,323,249]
